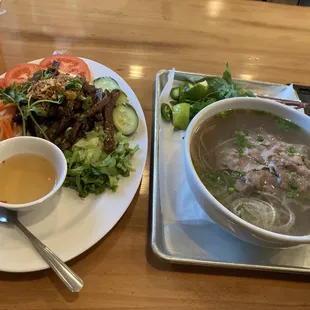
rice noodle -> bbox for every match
[231,197,276,230]
[196,128,215,172]
[257,191,296,234]
[213,138,235,153]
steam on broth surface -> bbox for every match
[0,154,56,204]
[191,109,310,236]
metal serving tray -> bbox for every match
[151,69,310,274]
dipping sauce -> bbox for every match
[0,154,57,204]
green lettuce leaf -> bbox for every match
[64,127,139,197]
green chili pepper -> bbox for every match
[161,103,172,121]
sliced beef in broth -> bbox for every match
[191,109,310,236]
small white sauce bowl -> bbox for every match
[0,136,67,211]
[184,97,310,248]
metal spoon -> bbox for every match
[0,207,83,292]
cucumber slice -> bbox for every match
[170,87,180,101]
[93,77,120,91]
[116,90,129,106]
[186,81,209,100]
[113,104,139,135]
[172,103,190,130]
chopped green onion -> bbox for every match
[228,187,235,194]
[287,191,299,198]
[207,173,218,181]
[287,146,300,156]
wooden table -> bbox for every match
[1,0,310,309]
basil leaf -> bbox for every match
[222,63,233,84]
[189,98,216,119]
[245,90,255,97]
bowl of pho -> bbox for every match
[184,97,310,248]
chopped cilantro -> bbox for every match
[208,173,219,181]
[289,182,298,190]
[218,110,233,119]
[205,170,245,194]
[276,117,300,131]
[231,171,246,178]
[234,130,251,155]
[287,146,300,157]
[257,135,264,142]
[287,181,299,198]
[287,191,299,198]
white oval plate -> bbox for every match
[0,58,148,272]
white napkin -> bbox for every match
[159,68,175,104]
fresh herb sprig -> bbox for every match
[164,63,257,126]
[0,84,62,137]
[196,63,255,101]
[26,95,62,140]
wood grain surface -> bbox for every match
[1,0,310,309]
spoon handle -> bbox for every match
[14,219,83,292]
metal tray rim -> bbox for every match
[151,69,310,274]
[154,68,295,88]
[151,241,310,274]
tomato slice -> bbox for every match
[0,78,6,89]
[4,64,39,86]
[39,55,91,81]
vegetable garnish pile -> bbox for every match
[64,128,138,197]
[161,63,255,130]
[0,55,139,197]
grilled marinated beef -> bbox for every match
[104,90,120,152]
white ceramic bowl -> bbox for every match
[184,97,310,248]
[0,136,67,211]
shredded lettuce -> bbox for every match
[63,127,139,197]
